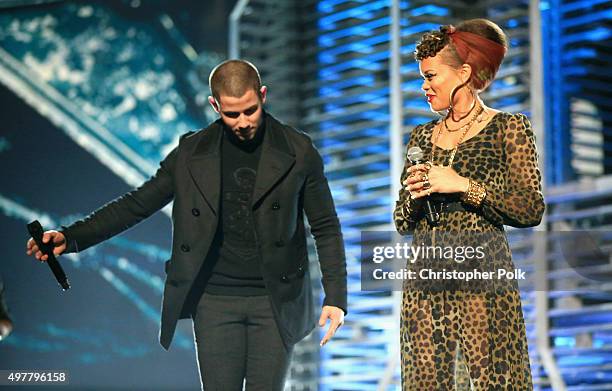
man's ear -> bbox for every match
[208,96,220,113]
[259,86,268,104]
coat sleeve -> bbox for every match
[60,144,179,253]
[302,140,347,314]
[478,113,546,227]
[394,125,426,235]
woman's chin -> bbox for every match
[429,103,447,113]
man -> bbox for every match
[26,59,347,390]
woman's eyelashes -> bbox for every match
[423,73,435,81]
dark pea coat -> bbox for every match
[62,113,347,349]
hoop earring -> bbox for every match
[448,80,476,122]
[435,108,448,117]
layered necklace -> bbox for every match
[430,101,487,167]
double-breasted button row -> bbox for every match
[192,208,200,216]
[272,201,280,210]
[181,244,190,252]
[280,265,306,283]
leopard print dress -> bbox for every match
[394,112,545,390]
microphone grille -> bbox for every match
[406,146,424,163]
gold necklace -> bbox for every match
[431,105,485,167]
[447,98,476,123]
[443,104,484,132]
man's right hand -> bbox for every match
[26,230,67,262]
[0,319,13,341]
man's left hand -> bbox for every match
[318,305,344,346]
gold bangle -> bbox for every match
[461,180,487,207]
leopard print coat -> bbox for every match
[394,112,545,390]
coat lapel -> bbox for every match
[252,114,296,208]
[187,122,223,215]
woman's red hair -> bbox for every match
[448,28,507,90]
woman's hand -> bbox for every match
[403,163,470,199]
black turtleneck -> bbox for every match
[204,121,267,296]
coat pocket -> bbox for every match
[282,257,308,282]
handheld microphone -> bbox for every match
[27,220,70,291]
[406,146,440,226]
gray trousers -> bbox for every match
[192,293,293,391]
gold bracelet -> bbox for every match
[461,179,487,207]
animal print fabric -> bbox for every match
[394,112,545,390]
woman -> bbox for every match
[394,19,545,390]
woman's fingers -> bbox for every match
[411,187,433,199]
[406,162,432,174]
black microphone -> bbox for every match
[27,220,70,291]
[406,146,440,226]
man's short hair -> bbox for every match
[208,59,262,101]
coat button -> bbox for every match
[181,244,190,252]
[280,275,288,282]
[192,208,200,216]
[272,201,280,210]
[275,240,285,247]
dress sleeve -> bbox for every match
[479,113,545,227]
[394,125,426,235]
